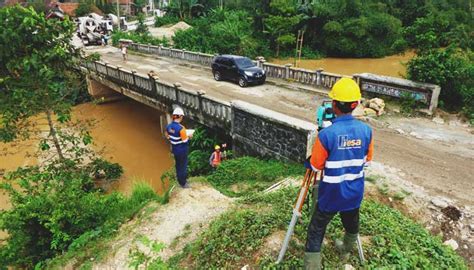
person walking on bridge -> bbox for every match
[304,78,374,269]
[165,107,192,188]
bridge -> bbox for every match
[82,43,440,163]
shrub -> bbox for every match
[188,150,212,177]
[207,157,304,196]
[111,31,170,47]
[406,46,473,118]
[75,1,94,17]
[154,15,180,27]
[0,162,157,268]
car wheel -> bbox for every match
[238,77,248,87]
[213,71,221,81]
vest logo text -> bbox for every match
[338,135,362,149]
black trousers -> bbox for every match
[305,206,360,252]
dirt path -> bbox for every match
[91,182,233,269]
[85,46,474,207]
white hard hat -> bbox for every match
[172,107,184,116]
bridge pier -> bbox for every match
[86,75,125,103]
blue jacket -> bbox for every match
[310,115,374,212]
[165,121,189,155]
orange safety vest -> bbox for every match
[212,151,222,166]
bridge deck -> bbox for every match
[85,46,326,124]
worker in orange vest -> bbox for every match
[209,145,222,168]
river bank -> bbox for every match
[0,98,172,210]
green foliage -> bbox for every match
[188,150,212,176]
[75,1,94,17]
[88,158,123,180]
[207,157,304,196]
[0,163,117,267]
[135,13,150,35]
[180,187,467,269]
[407,47,473,117]
[154,15,180,27]
[0,6,81,143]
[128,235,168,270]
[173,9,260,57]
[111,31,170,47]
[189,126,217,152]
[399,92,421,115]
[43,182,166,268]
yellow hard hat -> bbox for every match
[214,145,221,150]
[328,78,361,102]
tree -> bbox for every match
[264,0,301,57]
[135,13,150,35]
[0,6,82,161]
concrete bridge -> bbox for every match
[82,42,440,163]
[84,60,316,163]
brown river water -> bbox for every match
[0,98,173,213]
[270,51,415,78]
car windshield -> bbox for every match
[234,57,255,68]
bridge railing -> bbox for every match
[82,60,231,128]
[125,41,441,112]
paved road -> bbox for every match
[86,46,474,206]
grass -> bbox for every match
[44,182,171,269]
[173,187,467,269]
[207,156,304,197]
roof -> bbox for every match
[218,55,246,59]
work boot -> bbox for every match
[304,252,321,270]
[335,233,358,260]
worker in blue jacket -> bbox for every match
[305,78,374,269]
[165,107,192,188]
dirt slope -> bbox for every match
[91,182,233,269]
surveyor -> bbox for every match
[209,145,222,168]
[304,78,374,269]
[165,107,192,188]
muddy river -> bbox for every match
[0,98,173,212]
[270,51,415,78]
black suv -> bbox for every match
[211,55,266,87]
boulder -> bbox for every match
[364,108,377,116]
[368,98,385,115]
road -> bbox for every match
[86,46,474,207]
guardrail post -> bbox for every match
[316,68,324,86]
[116,66,123,94]
[103,61,109,76]
[285,64,292,80]
[147,44,151,53]
[149,74,159,99]
[131,69,138,93]
[182,49,186,60]
[158,44,162,55]
[174,83,182,104]
[197,90,206,111]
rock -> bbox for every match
[368,98,385,115]
[241,265,249,270]
[344,264,355,270]
[443,239,459,250]
[432,197,449,209]
[409,131,423,139]
[432,117,445,124]
[470,224,474,231]
[395,128,405,135]
[364,108,377,116]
